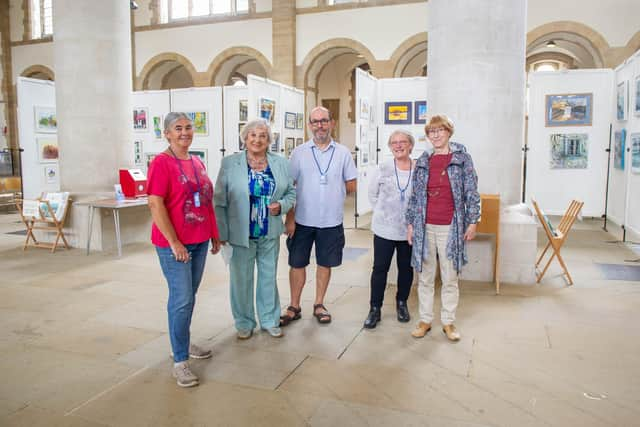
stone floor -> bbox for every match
[0,210,639,426]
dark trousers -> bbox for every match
[370,234,414,308]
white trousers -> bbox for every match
[418,223,459,325]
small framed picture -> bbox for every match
[259,98,276,124]
[37,137,59,163]
[285,137,295,158]
[153,116,163,139]
[295,137,303,147]
[271,132,280,152]
[284,112,297,129]
[296,113,304,129]
[414,101,427,124]
[133,108,148,131]
[34,106,57,133]
[239,100,248,122]
[545,93,593,126]
[384,102,412,125]
[238,122,246,151]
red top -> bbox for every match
[426,153,454,225]
[147,153,219,247]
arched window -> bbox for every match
[159,0,249,23]
[31,0,53,39]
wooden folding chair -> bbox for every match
[16,196,71,253]
[531,199,583,285]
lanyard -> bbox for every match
[393,159,412,202]
[311,144,336,177]
[168,147,201,196]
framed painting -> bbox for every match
[295,137,303,147]
[238,122,246,151]
[271,131,280,153]
[239,100,248,122]
[153,116,163,139]
[414,101,427,124]
[133,108,148,131]
[34,106,57,133]
[259,98,276,124]
[44,165,59,185]
[296,113,304,129]
[37,137,59,163]
[285,137,295,158]
[614,130,626,170]
[545,93,592,126]
[189,149,208,167]
[630,133,640,174]
[634,76,640,116]
[549,133,588,169]
[284,112,297,129]
[186,112,208,136]
[384,102,412,125]
[134,140,143,166]
[360,98,370,122]
[617,82,627,121]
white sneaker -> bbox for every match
[189,343,212,359]
[237,329,253,340]
[263,327,284,338]
[172,361,199,388]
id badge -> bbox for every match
[319,174,328,185]
[193,191,201,207]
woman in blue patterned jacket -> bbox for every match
[405,115,480,341]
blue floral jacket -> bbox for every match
[405,142,480,272]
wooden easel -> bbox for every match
[532,199,583,285]
[477,194,500,294]
[16,196,71,253]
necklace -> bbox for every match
[393,159,412,202]
[247,154,268,170]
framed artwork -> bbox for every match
[259,98,276,124]
[189,149,208,167]
[617,82,627,121]
[360,98,370,122]
[37,137,59,163]
[34,106,57,133]
[295,137,303,147]
[238,123,246,151]
[285,137,295,158]
[545,93,592,126]
[414,101,427,124]
[614,130,626,170]
[549,133,588,169]
[271,132,280,153]
[634,76,640,116]
[296,113,304,129]
[153,116,163,139]
[44,165,58,185]
[186,112,208,136]
[239,100,248,122]
[134,140,143,166]
[384,102,412,125]
[360,149,369,166]
[145,153,158,172]
[630,133,640,174]
[133,108,148,131]
[284,112,297,129]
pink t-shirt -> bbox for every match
[147,152,219,247]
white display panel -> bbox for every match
[17,77,58,198]
[222,85,248,154]
[131,90,171,171]
[355,68,378,216]
[169,87,223,181]
[526,70,613,217]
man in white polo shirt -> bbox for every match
[280,106,357,326]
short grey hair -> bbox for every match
[387,129,415,148]
[164,112,192,132]
[240,119,272,145]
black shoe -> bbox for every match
[396,300,410,323]
[363,307,381,329]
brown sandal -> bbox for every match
[313,304,332,324]
[279,306,301,327]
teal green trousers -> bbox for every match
[229,237,281,330]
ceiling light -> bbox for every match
[546,40,557,48]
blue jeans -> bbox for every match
[156,240,209,363]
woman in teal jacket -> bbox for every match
[214,119,296,339]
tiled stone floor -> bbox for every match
[0,211,639,426]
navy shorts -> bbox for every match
[287,223,345,268]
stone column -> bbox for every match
[54,0,133,192]
[271,0,296,86]
[427,0,526,204]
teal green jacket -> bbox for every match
[214,152,296,248]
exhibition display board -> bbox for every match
[131,90,170,172]
[222,85,248,155]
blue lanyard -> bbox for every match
[393,159,412,201]
[168,147,201,195]
[311,144,336,177]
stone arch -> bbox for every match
[625,30,640,55]
[389,32,428,77]
[20,64,55,81]
[526,21,609,68]
[137,53,199,90]
[205,46,272,86]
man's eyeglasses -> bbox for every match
[309,118,330,126]
[427,127,447,136]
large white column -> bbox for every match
[54,0,133,192]
[427,0,526,204]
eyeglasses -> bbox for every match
[427,127,447,136]
[390,140,410,146]
[309,118,330,126]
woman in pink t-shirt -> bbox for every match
[147,112,220,388]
